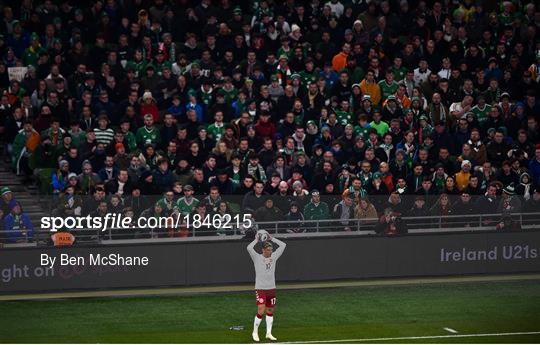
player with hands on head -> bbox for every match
[247,229,287,342]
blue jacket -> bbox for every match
[184,103,204,123]
[152,169,175,193]
[52,172,67,191]
[3,213,34,243]
[167,104,183,118]
[529,158,540,186]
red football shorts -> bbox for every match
[255,289,276,307]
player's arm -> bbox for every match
[247,238,258,259]
[270,236,286,259]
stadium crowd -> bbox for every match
[0,0,540,241]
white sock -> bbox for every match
[253,315,262,332]
[266,315,273,335]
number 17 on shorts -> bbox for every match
[255,289,277,307]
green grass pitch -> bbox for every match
[1,280,539,343]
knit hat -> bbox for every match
[1,187,12,196]
[461,160,471,168]
[520,172,530,183]
[503,183,516,195]
[292,181,303,190]
[68,173,78,180]
[59,160,69,168]
[9,200,20,211]
[142,91,154,101]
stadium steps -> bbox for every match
[0,161,49,229]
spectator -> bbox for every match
[105,169,133,196]
[332,194,355,230]
[140,91,160,123]
[359,70,381,106]
[529,147,540,186]
[94,114,115,146]
[152,158,174,194]
[3,201,33,243]
[498,183,522,214]
[523,187,540,213]
[120,186,144,217]
[0,0,537,237]
[303,189,330,221]
[283,201,306,233]
[77,160,102,195]
[355,197,378,219]
[0,187,16,221]
[98,155,118,183]
[52,160,70,195]
[242,181,268,213]
[407,195,430,217]
[254,197,283,223]
[375,208,407,236]
[515,172,533,201]
[53,184,83,217]
[136,114,161,149]
[487,130,511,168]
[11,120,40,176]
[430,193,454,221]
[455,160,473,191]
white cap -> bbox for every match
[142,91,153,100]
